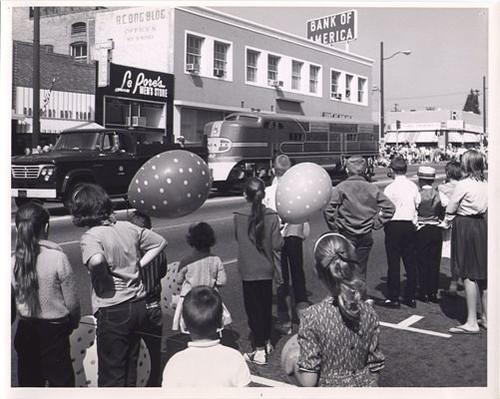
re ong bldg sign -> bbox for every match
[307,10,357,45]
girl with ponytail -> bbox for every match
[12,202,80,387]
[234,177,283,365]
[290,233,385,387]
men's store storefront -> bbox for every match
[95,63,174,143]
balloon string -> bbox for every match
[77,320,243,348]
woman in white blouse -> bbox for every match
[445,150,487,334]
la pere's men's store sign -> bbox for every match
[307,10,357,45]
[95,63,174,134]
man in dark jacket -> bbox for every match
[323,156,395,288]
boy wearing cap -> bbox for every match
[415,166,444,303]
[323,156,395,286]
[383,156,421,308]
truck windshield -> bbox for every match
[52,132,100,151]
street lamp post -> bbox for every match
[379,42,412,141]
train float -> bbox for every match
[204,112,379,191]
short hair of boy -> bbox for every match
[273,154,292,177]
[186,222,216,251]
[71,183,113,227]
[346,156,367,176]
[389,156,407,174]
[182,286,223,337]
[445,160,462,181]
[129,211,152,229]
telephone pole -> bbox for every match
[32,7,40,148]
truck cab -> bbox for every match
[11,128,182,209]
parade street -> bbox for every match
[10,163,487,387]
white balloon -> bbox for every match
[276,163,332,223]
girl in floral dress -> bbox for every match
[292,233,385,387]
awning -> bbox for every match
[415,132,438,143]
[65,122,105,131]
[12,113,25,121]
[448,132,480,143]
[383,132,397,143]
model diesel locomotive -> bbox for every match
[204,112,379,190]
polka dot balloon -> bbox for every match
[128,150,212,218]
[276,162,332,224]
[69,316,151,387]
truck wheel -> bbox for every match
[63,183,84,212]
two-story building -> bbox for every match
[12,6,376,147]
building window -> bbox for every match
[28,108,32,116]
[246,50,259,82]
[267,55,280,83]
[60,110,64,118]
[71,22,86,35]
[48,109,52,118]
[186,34,203,71]
[358,77,366,103]
[64,111,69,119]
[345,74,353,101]
[70,42,87,60]
[309,65,320,93]
[213,41,229,77]
[331,70,341,99]
[292,60,303,90]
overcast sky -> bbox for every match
[216,4,488,113]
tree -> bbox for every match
[463,89,481,114]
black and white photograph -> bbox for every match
[2,1,498,398]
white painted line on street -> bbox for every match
[380,321,452,338]
[397,315,424,328]
[250,375,295,387]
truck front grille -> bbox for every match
[12,165,42,179]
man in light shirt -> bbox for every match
[383,156,421,309]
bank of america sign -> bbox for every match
[307,10,357,45]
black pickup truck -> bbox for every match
[11,128,207,209]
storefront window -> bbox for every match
[181,108,225,144]
[105,98,130,126]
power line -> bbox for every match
[385,91,472,101]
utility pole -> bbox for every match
[380,42,384,139]
[32,7,40,149]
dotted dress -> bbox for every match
[297,297,385,387]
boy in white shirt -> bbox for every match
[383,156,421,309]
[162,286,251,387]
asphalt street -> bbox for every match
[10,163,487,387]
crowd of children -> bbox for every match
[11,150,487,388]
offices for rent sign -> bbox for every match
[307,10,357,45]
